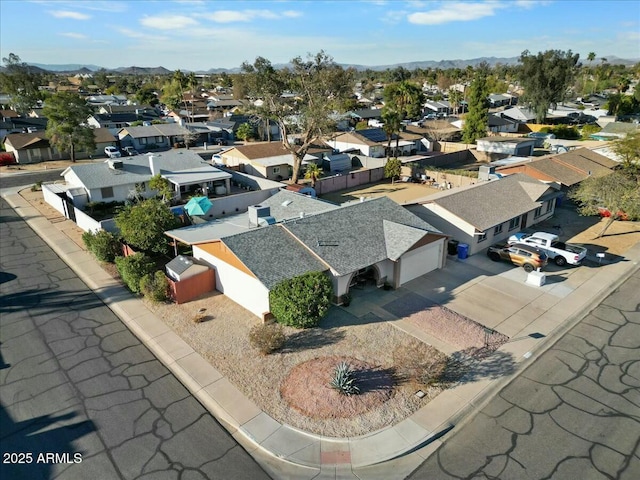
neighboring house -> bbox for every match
[488,93,517,108]
[495,148,617,190]
[424,100,451,115]
[501,106,537,123]
[488,114,519,134]
[329,128,399,158]
[3,127,116,163]
[60,149,232,208]
[192,196,447,318]
[220,141,331,180]
[87,113,139,129]
[86,94,128,106]
[591,121,640,140]
[406,173,561,257]
[475,136,536,161]
[117,123,191,151]
[0,109,19,121]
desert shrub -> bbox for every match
[30,181,42,191]
[115,253,155,294]
[329,361,360,396]
[140,271,169,303]
[269,271,333,328]
[581,124,601,139]
[393,339,449,387]
[249,323,286,355]
[82,230,120,263]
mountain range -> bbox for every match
[17,55,640,75]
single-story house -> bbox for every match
[61,149,232,208]
[192,196,447,318]
[591,121,640,140]
[501,106,537,123]
[117,123,192,151]
[87,113,139,130]
[328,128,409,158]
[424,100,451,115]
[475,136,536,161]
[406,173,561,257]
[3,128,117,164]
[488,114,519,134]
[495,148,617,190]
[220,141,331,180]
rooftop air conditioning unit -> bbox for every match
[248,204,271,227]
[108,159,123,169]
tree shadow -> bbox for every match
[280,327,346,353]
[0,271,17,284]
[0,404,95,480]
[440,347,516,385]
[0,288,107,314]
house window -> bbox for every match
[545,200,553,213]
[272,166,280,174]
[534,206,543,218]
[140,137,148,145]
[508,216,520,231]
[477,231,487,243]
[494,224,504,235]
[155,136,163,143]
[101,187,114,199]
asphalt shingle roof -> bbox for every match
[282,197,440,275]
[223,225,327,289]
[419,173,555,232]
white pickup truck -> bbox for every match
[507,231,587,266]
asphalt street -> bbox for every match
[408,268,640,479]
[0,197,271,480]
[0,170,63,191]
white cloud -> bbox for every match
[204,9,302,23]
[49,10,91,20]
[408,2,504,25]
[116,27,169,42]
[60,32,88,39]
[140,14,199,29]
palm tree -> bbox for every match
[381,107,400,158]
[304,163,322,188]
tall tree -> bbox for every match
[383,80,424,153]
[0,53,43,114]
[518,49,580,122]
[569,172,640,238]
[462,64,490,144]
[42,92,94,162]
[610,131,640,170]
[242,51,352,184]
[381,107,400,158]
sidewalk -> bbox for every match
[5,190,640,480]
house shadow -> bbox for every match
[0,271,17,284]
[0,404,95,480]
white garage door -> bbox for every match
[399,241,442,285]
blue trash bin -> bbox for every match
[457,243,469,259]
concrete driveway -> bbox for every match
[348,250,603,352]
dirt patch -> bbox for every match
[407,305,508,350]
[280,356,394,419]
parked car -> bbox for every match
[487,242,548,272]
[104,146,121,158]
[123,146,139,156]
[507,231,587,266]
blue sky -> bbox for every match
[1,0,639,70]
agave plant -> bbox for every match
[329,361,360,396]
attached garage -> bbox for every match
[399,238,445,285]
